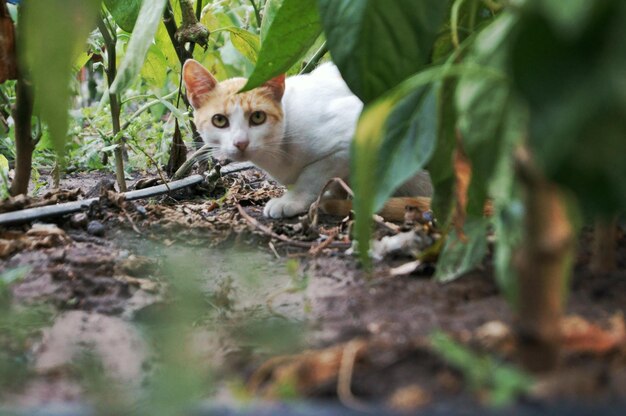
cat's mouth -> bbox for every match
[224,149,252,162]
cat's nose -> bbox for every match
[234,139,249,152]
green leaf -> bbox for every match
[427,78,457,223]
[511,2,626,215]
[260,0,284,41]
[434,218,489,282]
[351,63,502,267]
[23,0,100,154]
[103,0,142,33]
[318,0,450,103]
[223,27,260,64]
[142,48,169,88]
[431,331,532,406]
[242,0,321,91]
[352,85,438,269]
[110,0,168,95]
[456,13,516,216]
[490,100,527,307]
[142,23,179,88]
[0,154,8,172]
[373,85,437,212]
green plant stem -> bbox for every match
[300,42,328,74]
[97,15,126,192]
[163,0,208,153]
[195,0,202,20]
[9,5,34,196]
[9,73,34,196]
[249,0,262,28]
[163,2,192,65]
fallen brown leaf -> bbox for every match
[560,313,626,355]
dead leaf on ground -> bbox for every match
[0,224,71,258]
[474,320,514,354]
[248,339,368,398]
[560,313,626,355]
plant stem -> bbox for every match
[249,0,262,28]
[300,42,328,74]
[8,5,33,196]
[590,217,617,274]
[163,2,192,64]
[163,1,207,154]
[97,15,126,192]
[9,71,34,196]
[515,146,574,372]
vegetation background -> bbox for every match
[0,0,625,413]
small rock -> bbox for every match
[87,220,105,237]
[70,212,88,228]
[133,204,147,218]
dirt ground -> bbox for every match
[1,167,626,414]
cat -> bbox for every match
[182,59,432,219]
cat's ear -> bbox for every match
[262,74,285,101]
[183,59,217,109]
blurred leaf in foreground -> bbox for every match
[22,0,99,153]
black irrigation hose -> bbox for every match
[0,162,255,227]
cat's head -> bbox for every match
[182,59,285,162]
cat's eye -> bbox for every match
[250,111,267,126]
[212,114,229,128]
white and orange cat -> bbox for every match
[182,59,431,219]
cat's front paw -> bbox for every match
[263,194,311,218]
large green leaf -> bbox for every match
[351,65,502,263]
[103,0,142,32]
[489,101,527,306]
[351,84,438,268]
[372,85,438,212]
[260,0,283,41]
[318,0,450,103]
[242,0,321,91]
[444,13,525,285]
[524,0,599,37]
[456,13,516,216]
[427,78,457,223]
[142,47,169,88]
[23,0,100,154]
[110,0,168,95]
[142,22,181,88]
[351,64,501,267]
[511,1,626,215]
[434,218,489,282]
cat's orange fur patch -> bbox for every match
[194,78,283,125]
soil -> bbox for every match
[1,167,626,415]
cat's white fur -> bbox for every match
[185,61,431,218]
[259,64,362,218]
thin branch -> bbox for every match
[300,42,328,74]
[249,0,262,28]
[125,141,169,189]
[236,204,350,250]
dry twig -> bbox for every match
[236,204,349,250]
